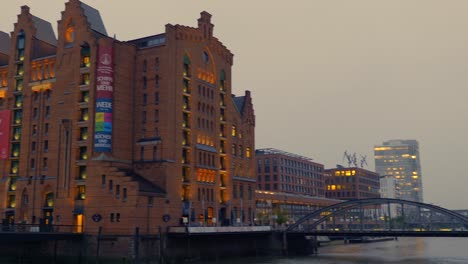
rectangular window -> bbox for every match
[109,180,113,192]
[154,110,159,122]
[79,146,88,160]
[233,184,237,199]
[45,106,50,118]
[155,92,160,105]
[142,111,146,123]
[123,188,127,201]
[143,93,147,105]
[153,146,157,161]
[81,91,89,103]
[81,73,90,85]
[44,140,48,152]
[79,166,87,180]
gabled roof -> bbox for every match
[80,2,108,36]
[233,96,245,114]
[31,15,57,46]
[0,31,10,55]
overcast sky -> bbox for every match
[2,0,467,209]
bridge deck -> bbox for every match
[288,230,468,237]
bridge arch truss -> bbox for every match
[287,198,468,232]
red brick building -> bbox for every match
[255,148,324,196]
[324,167,380,200]
[0,0,255,235]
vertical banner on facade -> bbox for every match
[94,45,113,152]
[0,110,11,159]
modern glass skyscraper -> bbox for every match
[374,140,423,202]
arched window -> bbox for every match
[183,54,191,78]
[16,31,25,61]
[220,70,226,92]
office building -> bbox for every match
[324,167,380,200]
[374,140,423,202]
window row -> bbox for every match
[232,184,253,200]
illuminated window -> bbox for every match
[80,108,89,121]
[65,26,75,44]
[16,31,25,61]
[81,73,90,85]
[79,146,88,160]
[13,127,21,141]
[80,127,88,140]
[15,79,23,91]
[79,166,87,180]
[77,185,86,200]
[14,95,23,109]
[183,54,191,77]
[81,45,90,67]
[16,64,24,76]
[81,91,89,103]
[231,125,237,137]
[246,147,251,158]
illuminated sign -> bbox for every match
[0,110,11,159]
[94,45,113,152]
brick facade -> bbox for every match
[0,0,255,235]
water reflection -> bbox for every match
[196,238,468,264]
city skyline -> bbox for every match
[1,0,467,209]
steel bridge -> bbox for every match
[286,198,468,237]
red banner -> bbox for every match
[0,110,11,159]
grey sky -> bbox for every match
[2,0,467,209]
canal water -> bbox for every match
[195,237,468,264]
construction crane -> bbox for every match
[343,151,356,167]
[360,154,368,168]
